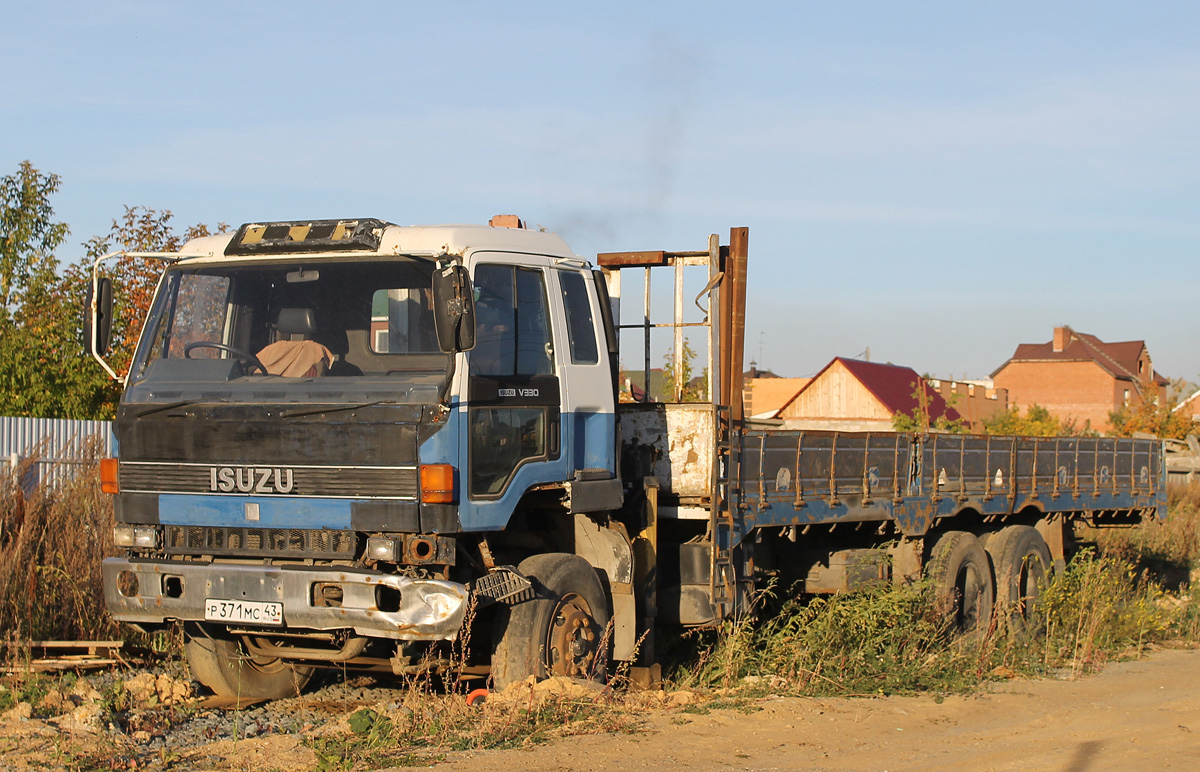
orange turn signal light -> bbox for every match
[420,464,455,504]
[100,458,119,494]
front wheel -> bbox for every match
[490,554,611,690]
[184,625,314,700]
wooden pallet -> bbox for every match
[3,640,125,673]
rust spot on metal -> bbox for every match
[597,250,667,267]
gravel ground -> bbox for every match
[0,663,448,769]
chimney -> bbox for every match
[1052,325,1071,353]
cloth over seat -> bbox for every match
[257,339,332,377]
[257,307,333,377]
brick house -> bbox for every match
[991,325,1168,433]
[926,379,1009,432]
[774,357,960,432]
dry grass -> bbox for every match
[1091,480,1200,588]
[303,676,645,770]
[0,441,119,653]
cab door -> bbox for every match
[465,262,563,501]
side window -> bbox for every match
[558,270,599,364]
[472,265,553,376]
[469,408,546,496]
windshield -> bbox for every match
[128,257,449,401]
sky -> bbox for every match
[3,1,1198,384]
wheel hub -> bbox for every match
[547,594,598,678]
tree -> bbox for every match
[982,404,1093,437]
[661,338,707,402]
[0,166,224,418]
[1107,381,1196,439]
[892,382,967,434]
[0,161,69,316]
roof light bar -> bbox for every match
[224,218,389,256]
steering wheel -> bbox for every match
[184,341,268,375]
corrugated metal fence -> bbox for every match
[1,416,116,490]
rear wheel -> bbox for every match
[490,553,610,690]
[184,625,314,700]
[925,531,994,634]
[985,525,1052,633]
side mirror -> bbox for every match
[432,263,476,353]
[83,277,114,357]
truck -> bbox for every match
[86,218,1166,699]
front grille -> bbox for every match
[118,461,419,499]
[164,525,358,558]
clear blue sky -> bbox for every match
[4,1,1198,384]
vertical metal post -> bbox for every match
[673,253,685,402]
[725,227,748,424]
[642,266,652,402]
[707,235,720,403]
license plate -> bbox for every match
[204,598,283,625]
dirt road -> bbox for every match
[3,646,1197,770]
[418,647,1200,772]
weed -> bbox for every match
[0,441,126,644]
[669,542,1198,701]
[1089,480,1200,590]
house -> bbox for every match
[1172,388,1200,421]
[742,364,810,419]
[991,325,1169,432]
[773,357,960,432]
[926,378,1008,432]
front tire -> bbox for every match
[490,554,610,690]
[184,625,314,700]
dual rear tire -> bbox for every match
[925,525,1053,635]
[986,525,1053,633]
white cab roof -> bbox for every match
[175,221,579,264]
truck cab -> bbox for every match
[95,216,627,697]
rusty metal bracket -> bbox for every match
[1030,438,1040,500]
[892,434,903,505]
[984,435,994,500]
[861,433,873,506]
[930,433,941,504]
[756,435,767,512]
[828,433,840,507]
[957,438,967,503]
[793,432,806,509]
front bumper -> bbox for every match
[102,558,467,641]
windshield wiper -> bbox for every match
[280,400,399,420]
[131,398,227,418]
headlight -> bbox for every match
[113,525,159,549]
[366,536,400,562]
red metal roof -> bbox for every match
[776,357,961,423]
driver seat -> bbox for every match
[257,307,333,377]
